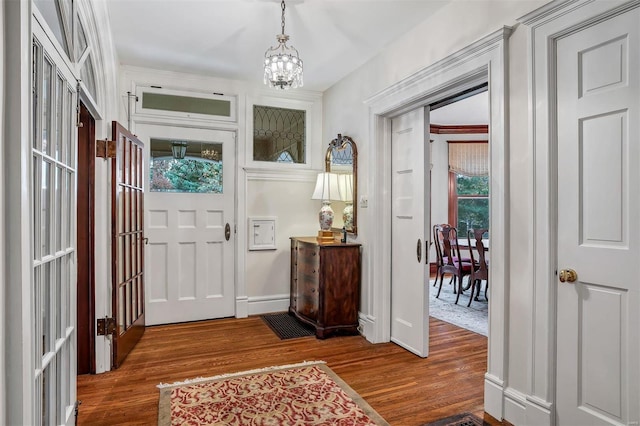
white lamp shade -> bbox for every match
[311,172,341,201]
[337,174,353,202]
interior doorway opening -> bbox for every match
[428,86,489,337]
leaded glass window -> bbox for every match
[253,105,305,163]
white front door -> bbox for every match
[556,7,640,425]
[390,107,430,357]
[136,123,236,325]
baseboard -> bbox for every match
[494,386,553,426]
[504,387,526,426]
[358,313,378,342]
[235,296,249,318]
[524,394,553,426]
[246,294,289,316]
[484,373,504,421]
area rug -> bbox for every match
[429,279,488,336]
[261,312,315,339]
[157,361,389,425]
[421,412,489,426]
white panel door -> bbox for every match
[556,8,640,425]
[390,107,430,357]
[136,124,236,325]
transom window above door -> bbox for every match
[149,139,223,193]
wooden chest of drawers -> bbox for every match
[289,237,361,338]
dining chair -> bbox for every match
[432,224,447,287]
[466,228,489,307]
[437,225,474,304]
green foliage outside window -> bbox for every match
[150,158,222,193]
[455,174,489,235]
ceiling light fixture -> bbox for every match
[263,0,303,90]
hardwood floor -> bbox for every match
[77,316,500,425]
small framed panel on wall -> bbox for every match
[248,217,277,251]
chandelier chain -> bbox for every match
[281,0,286,35]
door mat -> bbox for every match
[421,412,489,426]
[260,312,315,339]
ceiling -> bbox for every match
[106,0,449,92]
[430,91,489,126]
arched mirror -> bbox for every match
[325,134,358,235]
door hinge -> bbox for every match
[96,139,116,158]
[97,317,116,336]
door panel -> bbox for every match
[137,124,236,325]
[556,8,640,425]
[111,122,145,368]
[390,107,429,357]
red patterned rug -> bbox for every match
[157,361,388,425]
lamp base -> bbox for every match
[316,230,335,243]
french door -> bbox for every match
[32,23,78,426]
[111,122,146,368]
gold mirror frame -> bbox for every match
[325,134,357,235]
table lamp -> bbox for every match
[311,172,341,242]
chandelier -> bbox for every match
[263,0,303,90]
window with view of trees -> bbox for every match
[448,141,489,235]
[149,139,223,193]
[449,173,489,235]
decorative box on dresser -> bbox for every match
[289,237,362,339]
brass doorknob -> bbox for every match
[559,269,578,283]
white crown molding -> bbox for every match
[364,26,513,109]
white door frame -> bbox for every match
[364,27,511,421]
[521,0,640,424]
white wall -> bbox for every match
[505,24,535,420]
[322,0,549,423]
[245,177,319,314]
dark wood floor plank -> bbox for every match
[77,316,502,425]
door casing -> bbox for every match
[524,0,640,424]
[364,27,511,421]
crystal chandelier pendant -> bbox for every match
[263,0,303,90]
